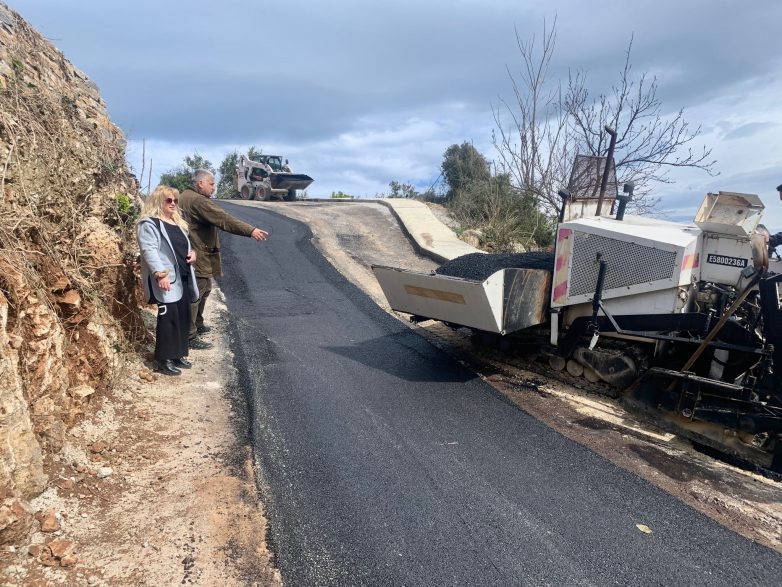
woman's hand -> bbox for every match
[157,275,171,291]
[186,250,197,264]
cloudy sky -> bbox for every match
[13,1,782,227]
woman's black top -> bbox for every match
[164,221,190,280]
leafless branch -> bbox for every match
[494,23,717,216]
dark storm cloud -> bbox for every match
[13,0,521,143]
[532,1,782,115]
[111,63,505,144]
[722,121,776,141]
[12,0,782,200]
[115,69,364,143]
[15,0,781,140]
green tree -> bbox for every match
[216,151,239,199]
[388,180,420,199]
[450,174,553,251]
[160,154,215,193]
[215,146,263,199]
[441,142,491,199]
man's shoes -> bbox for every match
[154,359,181,376]
[196,325,212,334]
[189,337,213,350]
[173,358,192,369]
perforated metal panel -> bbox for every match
[569,231,677,296]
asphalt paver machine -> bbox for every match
[373,182,782,472]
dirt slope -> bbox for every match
[1,293,281,587]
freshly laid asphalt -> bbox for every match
[217,202,782,586]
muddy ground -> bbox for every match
[3,198,779,587]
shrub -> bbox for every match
[449,175,553,251]
[106,192,139,228]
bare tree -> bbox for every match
[139,138,146,195]
[494,21,717,216]
[565,37,716,211]
[492,19,575,216]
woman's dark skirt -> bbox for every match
[155,296,191,361]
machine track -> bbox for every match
[415,319,781,478]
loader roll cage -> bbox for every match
[250,154,283,172]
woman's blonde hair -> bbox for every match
[138,185,189,233]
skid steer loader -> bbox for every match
[235,154,314,201]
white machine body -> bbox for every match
[551,192,763,328]
[372,191,765,341]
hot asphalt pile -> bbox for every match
[435,252,556,281]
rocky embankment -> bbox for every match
[0,0,142,553]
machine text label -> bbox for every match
[706,254,748,268]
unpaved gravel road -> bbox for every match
[1,294,281,587]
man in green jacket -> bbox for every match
[179,169,269,349]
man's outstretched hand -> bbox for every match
[251,228,269,241]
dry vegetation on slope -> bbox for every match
[0,0,144,539]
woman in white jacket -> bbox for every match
[137,186,200,375]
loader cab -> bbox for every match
[251,154,284,172]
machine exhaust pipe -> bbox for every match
[616,182,634,221]
[558,189,570,223]
[596,126,618,216]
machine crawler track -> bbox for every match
[417,319,782,478]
